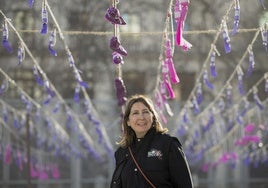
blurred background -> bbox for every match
[0,0,267,188]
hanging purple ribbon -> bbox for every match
[226,85,233,107]
[40,0,48,34]
[20,92,32,113]
[261,28,267,51]
[218,97,225,113]
[196,82,203,105]
[28,0,35,8]
[210,51,217,78]
[74,69,89,88]
[65,110,73,130]
[265,77,268,93]
[13,115,20,129]
[67,50,75,67]
[114,77,127,106]
[183,109,188,123]
[222,20,231,53]
[237,67,245,95]
[73,84,81,103]
[52,102,60,113]
[192,96,199,114]
[0,80,8,95]
[246,49,255,77]
[240,99,249,117]
[17,43,25,65]
[232,0,240,35]
[43,80,55,104]
[3,106,8,122]
[2,20,13,53]
[48,28,57,56]
[203,70,214,90]
[33,65,44,86]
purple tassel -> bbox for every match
[218,97,225,112]
[222,20,231,53]
[203,70,214,90]
[253,88,264,110]
[28,0,34,8]
[33,65,44,86]
[237,66,245,95]
[2,21,13,53]
[232,0,240,35]
[261,28,267,51]
[246,49,255,77]
[48,28,57,56]
[40,0,48,34]
[17,43,25,65]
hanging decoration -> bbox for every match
[2,19,13,53]
[48,27,57,56]
[40,0,48,34]
[246,46,255,77]
[174,0,192,50]
[28,0,35,8]
[17,43,25,65]
[222,19,231,53]
[232,0,240,35]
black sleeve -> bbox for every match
[168,137,194,188]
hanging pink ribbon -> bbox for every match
[165,58,180,84]
[174,0,192,50]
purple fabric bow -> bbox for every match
[105,6,126,25]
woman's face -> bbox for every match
[127,102,153,138]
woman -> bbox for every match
[110,94,194,188]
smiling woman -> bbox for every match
[110,94,194,188]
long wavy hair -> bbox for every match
[117,94,168,148]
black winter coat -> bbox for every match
[110,129,194,188]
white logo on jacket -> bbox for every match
[147,149,163,160]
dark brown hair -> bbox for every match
[117,94,168,148]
